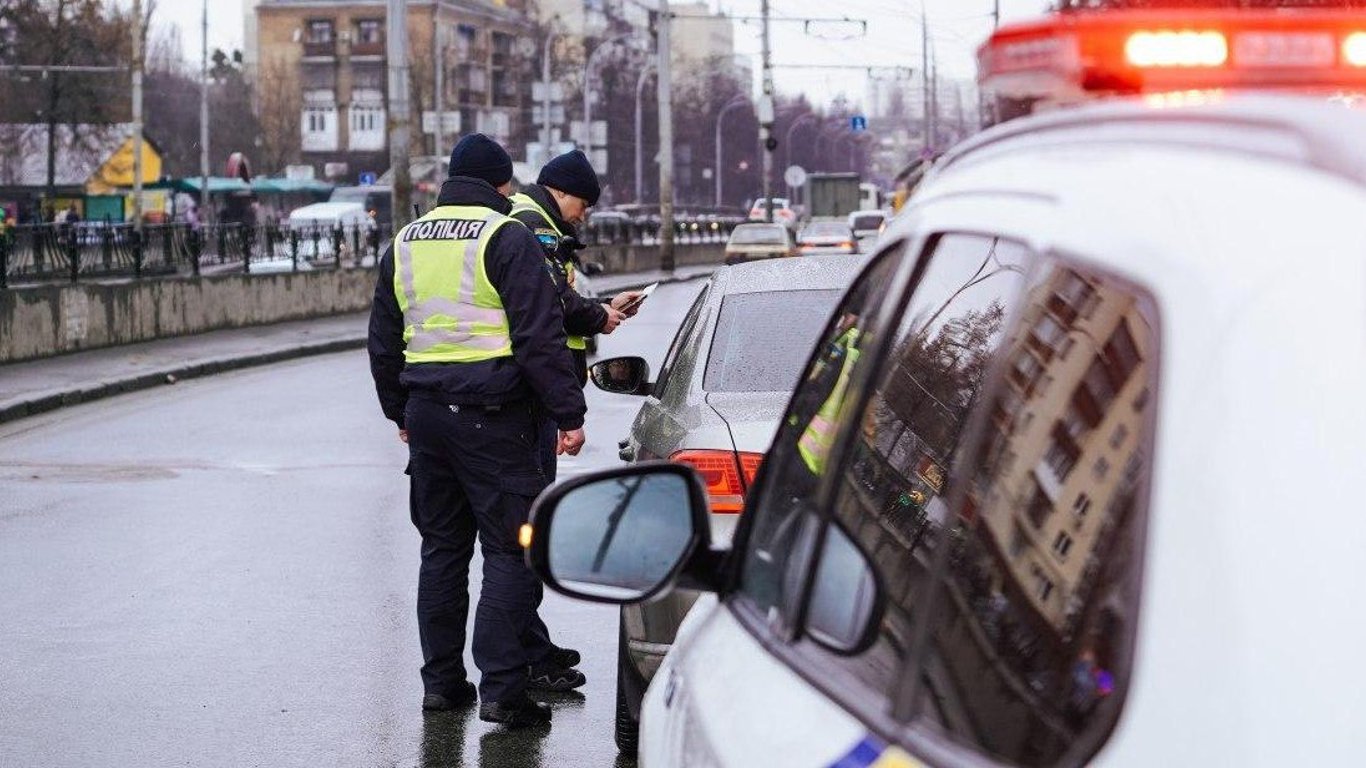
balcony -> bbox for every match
[303,40,336,59]
[350,40,383,58]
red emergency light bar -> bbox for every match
[979,8,1366,102]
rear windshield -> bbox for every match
[851,214,884,231]
[729,226,787,245]
[704,289,842,392]
[330,189,369,203]
[802,222,850,238]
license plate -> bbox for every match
[1234,32,1335,68]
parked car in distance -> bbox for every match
[723,223,797,264]
[328,185,392,225]
[797,219,857,254]
[847,209,888,249]
[587,254,866,752]
[747,197,798,228]
[286,201,371,260]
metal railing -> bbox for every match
[0,221,392,289]
[578,214,746,247]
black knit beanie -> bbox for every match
[448,133,513,187]
[537,150,601,206]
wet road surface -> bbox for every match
[0,280,705,767]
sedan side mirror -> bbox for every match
[582,260,605,276]
[589,356,652,395]
[524,462,716,604]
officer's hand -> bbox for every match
[600,307,627,334]
[611,291,645,317]
[398,429,409,444]
[557,428,586,456]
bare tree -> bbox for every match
[256,55,301,173]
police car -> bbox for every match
[525,6,1366,767]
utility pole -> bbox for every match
[759,0,774,222]
[434,19,444,169]
[920,2,930,155]
[993,0,1001,31]
[131,0,144,232]
[387,0,412,226]
[200,0,209,224]
[657,1,675,272]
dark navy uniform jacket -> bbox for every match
[509,184,608,338]
[367,176,587,431]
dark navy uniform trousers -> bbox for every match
[405,397,556,703]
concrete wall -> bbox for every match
[0,269,376,364]
[0,242,726,364]
[590,241,725,274]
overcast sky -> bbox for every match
[156,0,1052,107]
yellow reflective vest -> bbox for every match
[797,328,862,475]
[509,192,587,351]
[392,205,516,364]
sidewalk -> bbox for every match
[0,264,717,426]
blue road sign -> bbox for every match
[358,171,377,186]
[851,115,868,132]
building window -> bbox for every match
[1109,423,1129,450]
[1009,351,1043,393]
[356,19,382,45]
[306,19,334,44]
[1031,564,1055,603]
[1009,522,1028,559]
[1049,269,1098,324]
[1044,422,1080,481]
[1072,492,1091,519]
[1093,456,1110,480]
[1028,312,1067,358]
[1026,479,1052,528]
[301,103,338,152]
[1053,531,1073,561]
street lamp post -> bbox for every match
[714,95,748,207]
[582,33,639,150]
[783,112,819,203]
[541,24,563,166]
[634,62,656,203]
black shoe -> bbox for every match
[528,664,587,692]
[422,681,477,711]
[479,695,552,727]
[550,646,581,669]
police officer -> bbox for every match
[368,134,586,727]
[510,150,641,480]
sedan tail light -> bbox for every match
[670,449,763,514]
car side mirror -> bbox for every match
[582,260,605,276]
[524,462,714,604]
[804,524,884,655]
[589,356,652,395]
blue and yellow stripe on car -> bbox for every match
[827,736,924,768]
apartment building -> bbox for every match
[977,266,1153,637]
[254,0,531,180]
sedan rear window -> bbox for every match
[704,289,842,392]
[729,226,787,245]
[802,222,851,239]
[851,214,884,231]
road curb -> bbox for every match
[0,336,366,426]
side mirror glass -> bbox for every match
[589,356,651,395]
[527,463,710,603]
[804,524,882,654]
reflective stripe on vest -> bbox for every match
[510,192,587,351]
[392,205,514,364]
[797,328,862,475]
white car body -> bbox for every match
[637,97,1366,766]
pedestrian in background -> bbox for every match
[510,150,643,481]
[368,133,588,727]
